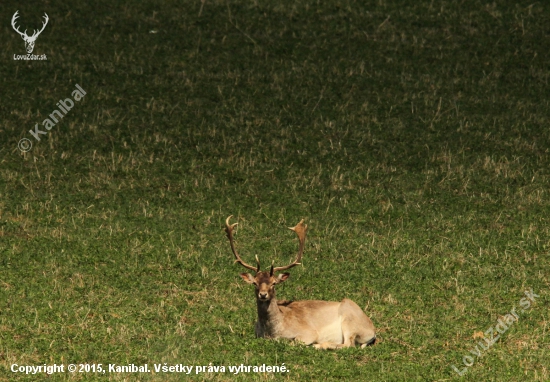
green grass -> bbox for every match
[1,0,549,380]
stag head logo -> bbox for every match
[11,11,49,54]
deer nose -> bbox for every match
[258,292,268,300]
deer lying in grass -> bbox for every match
[225,216,376,349]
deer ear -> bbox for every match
[239,273,256,284]
[275,273,290,284]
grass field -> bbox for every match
[1,0,549,380]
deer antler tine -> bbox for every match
[37,13,49,34]
[225,215,259,272]
[225,215,238,230]
[272,219,307,273]
[288,219,306,232]
[30,14,48,39]
[11,12,25,37]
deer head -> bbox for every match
[225,216,306,302]
[11,11,49,53]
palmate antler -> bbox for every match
[225,216,307,275]
[272,219,307,274]
[225,216,260,272]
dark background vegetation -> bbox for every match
[1,0,549,380]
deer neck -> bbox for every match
[256,296,283,336]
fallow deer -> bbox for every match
[225,216,376,349]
